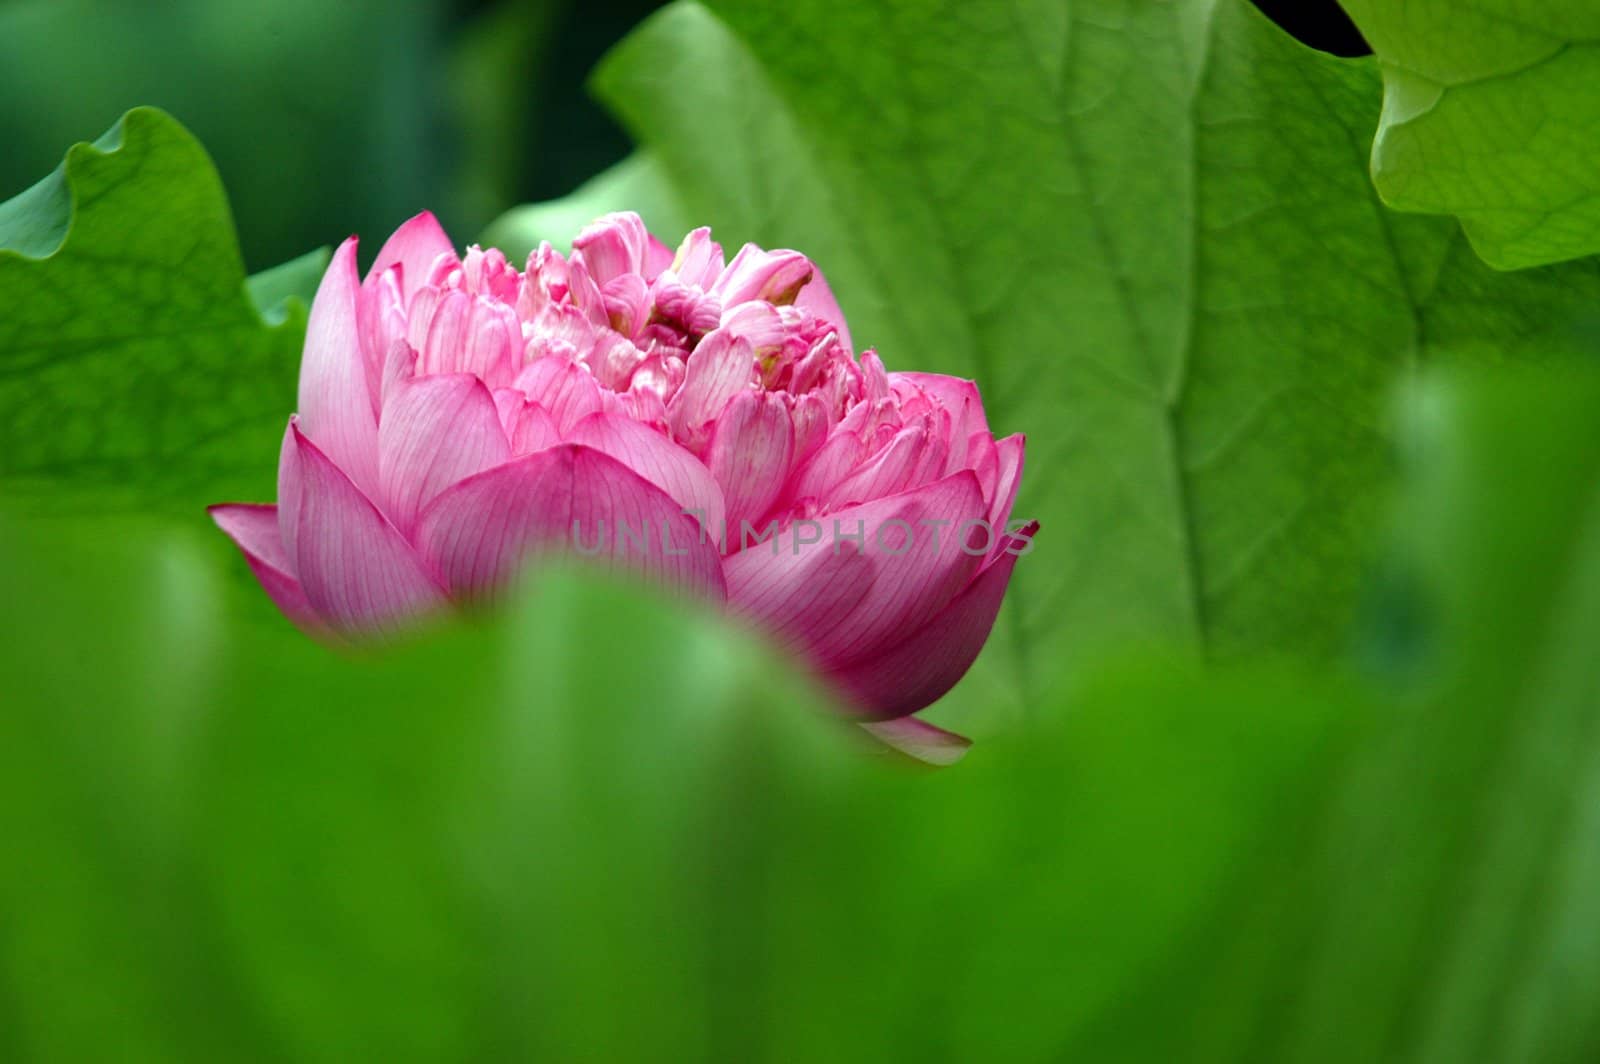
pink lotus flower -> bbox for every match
[211,212,1032,759]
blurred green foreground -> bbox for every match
[3,366,1599,1061]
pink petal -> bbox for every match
[859,716,972,766]
[712,244,814,306]
[569,412,728,539]
[789,393,831,467]
[588,333,649,391]
[860,350,890,403]
[462,300,522,389]
[723,537,876,657]
[812,471,989,669]
[600,273,651,339]
[564,257,609,327]
[794,262,854,355]
[891,373,988,435]
[832,523,1037,718]
[277,419,305,567]
[378,373,511,533]
[366,211,457,302]
[989,433,1026,533]
[208,503,324,635]
[298,237,379,498]
[670,227,726,287]
[494,390,562,455]
[413,288,472,377]
[572,212,651,287]
[783,430,863,508]
[356,266,407,416]
[668,330,755,444]
[827,424,932,507]
[718,301,788,349]
[513,357,605,435]
[414,444,726,603]
[705,391,794,535]
[967,430,1000,503]
[381,339,419,409]
[283,423,448,635]
[727,471,987,675]
[643,233,675,279]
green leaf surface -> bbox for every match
[581,0,1600,724]
[0,108,306,512]
[1339,0,1600,270]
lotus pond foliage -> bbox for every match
[3,1,1600,1061]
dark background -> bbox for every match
[0,0,1367,272]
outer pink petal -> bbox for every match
[378,373,511,533]
[705,391,794,534]
[569,412,727,539]
[414,444,726,603]
[859,716,972,766]
[989,433,1026,533]
[794,262,854,355]
[967,430,1000,503]
[366,211,457,302]
[285,423,449,635]
[298,237,380,497]
[723,538,877,657]
[727,471,987,674]
[831,522,1038,718]
[208,503,323,634]
[809,471,988,669]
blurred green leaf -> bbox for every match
[1273,366,1600,1064]
[482,150,690,258]
[1338,1,1600,270]
[245,246,332,325]
[6,365,1599,1060]
[573,0,1600,729]
[0,0,447,270]
[446,0,565,232]
[0,108,306,512]
[1077,366,1600,1064]
[0,505,1364,1060]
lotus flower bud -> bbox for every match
[211,212,1033,756]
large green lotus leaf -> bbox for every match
[0,108,313,512]
[1339,0,1600,270]
[577,0,1600,726]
